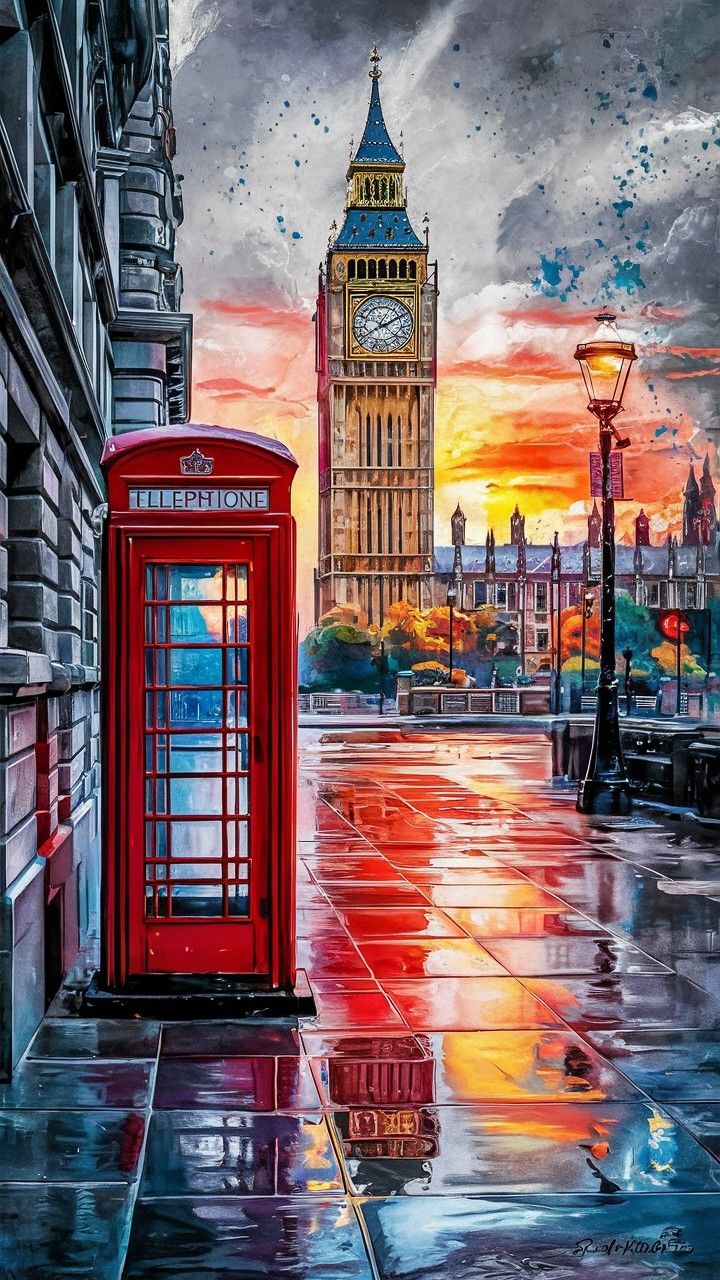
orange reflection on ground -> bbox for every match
[436,1031,616,1103]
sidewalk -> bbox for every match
[1,727,719,1277]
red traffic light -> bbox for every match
[659,610,690,641]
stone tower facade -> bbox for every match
[315,48,437,625]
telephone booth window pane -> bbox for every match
[226,566,248,601]
[228,777,249,814]
[170,605,223,642]
[169,690,223,728]
[227,692,249,728]
[169,648,223,686]
[169,776,223,815]
[170,820,222,857]
[225,648,248,684]
[162,565,223,600]
[226,607,248,642]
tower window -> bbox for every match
[389,178,396,202]
[365,413,372,465]
[387,491,394,552]
[389,260,397,279]
[387,414,393,466]
[357,259,366,279]
[376,414,382,469]
[378,259,387,278]
[348,259,356,279]
[364,177,371,200]
[368,259,377,279]
[399,259,407,279]
[377,494,383,553]
[380,177,388,201]
[409,261,417,280]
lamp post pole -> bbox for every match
[575,312,637,816]
[447,583,457,683]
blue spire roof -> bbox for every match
[353,75,403,166]
[335,208,423,249]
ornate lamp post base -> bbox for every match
[577,776,632,816]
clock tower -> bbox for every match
[315,47,437,625]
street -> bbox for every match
[1,726,720,1277]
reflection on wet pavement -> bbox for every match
[2,727,720,1275]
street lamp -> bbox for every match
[446,582,457,683]
[574,311,637,815]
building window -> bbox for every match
[507,583,518,611]
[568,581,581,606]
[378,259,387,278]
[647,582,660,608]
[536,628,549,652]
[534,582,548,613]
[389,260,397,279]
[496,582,507,608]
[660,581,668,609]
[473,580,487,608]
[409,261,417,280]
[368,259,377,279]
[357,260,367,279]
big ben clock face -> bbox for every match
[352,295,414,354]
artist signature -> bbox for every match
[573,1227,693,1258]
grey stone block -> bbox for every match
[0,491,7,541]
[0,814,37,893]
[0,650,52,687]
[7,536,59,584]
[58,749,85,794]
[57,632,81,665]
[0,704,37,759]
[57,595,81,631]
[0,376,7,433]
[7,581,58,625]
[58,559,81,596]
[57,521,81,563]
[0,603,8,649]
[7,495,57,544]
[0,857,45,1074]
[7,357,40,442]
[58,722,86,761]
[9,621,58,661]
[0,748,36,835]
[0,545,8,593]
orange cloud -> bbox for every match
[196,376,277,396]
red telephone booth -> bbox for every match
[87,426,311,1014]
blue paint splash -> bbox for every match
[531,248,584,301]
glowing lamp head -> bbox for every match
[574,311,636,420]
[446,584,458,608]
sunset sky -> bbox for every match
[169,0,719,633]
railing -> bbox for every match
[299,692,393,715]
[399,686,551,717]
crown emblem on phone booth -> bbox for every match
[180,448,214,476]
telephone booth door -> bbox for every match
[97,426,300,998]
[131,538,269,976]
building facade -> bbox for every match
[0,0,190,1077]
[315,48,437,625]
[435,477,720,675]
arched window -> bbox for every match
[366,495,373,552]
[386,414,393,466]
[368,259,377,279]
[376,414,382,469]
[364,177,371,200]
[389,260,397,279]
[387,491,394,552]
[398,496,404,553]
[377,494,383,553]
[380,177,388,201]
[373,178,380,200]
[357,259,367,279]
[348,259,356,279]
[409,261,417,280]
[365,413,372,466]
[399,259,407,279]
[378,259,387,278]
[397,415,403,467]
[389,178,396,202]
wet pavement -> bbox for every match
[1,727,720,1277]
